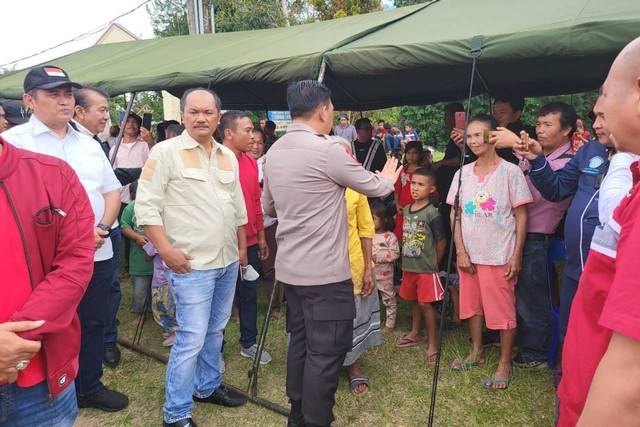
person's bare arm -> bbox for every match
[360,237,374,297]
[121,227,148,247]
[505,204,527,280]
[577,332,640,426]
[432,157,460,170]
[143,225,193,274]
[93,189,121,250]
[237,225,248,269]
[451,207,474,274]
[435,239,446,265]
[100,189,121,227]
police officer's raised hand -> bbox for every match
[376,157,402,185]
[163,247,194,274]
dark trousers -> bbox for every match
[260,223,281,309]
[75,259,113,396]
[236,244,260,348]
[559,274,579,345]
[515,238,551,361]
[119,203,130,271]
[104,226,122,344]
[285,280,356,427]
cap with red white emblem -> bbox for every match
[23,65,82,93]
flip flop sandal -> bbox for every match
[482,373,515,390]
[450,356,486,371]
[426,351,439,367]
[349,373,369,396]
[395,334,425,348]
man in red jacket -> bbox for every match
[0,137,95,426]
[220,110,272,363]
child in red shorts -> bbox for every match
[394,168,446,366]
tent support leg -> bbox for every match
[117,313,290,418]
[110,92,137,166]
[318,58,327,82]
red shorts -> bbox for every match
[399,272,444,303]
[458,264,517,330]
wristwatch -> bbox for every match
[97,223,112,236]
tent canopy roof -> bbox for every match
[1,0,638,109]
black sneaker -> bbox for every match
[193,385,247,407]
[77,386,129,412]
[103,342,121,367]
[164,418,198,427]
[513,354,548,369]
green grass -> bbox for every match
[76,277,556,427]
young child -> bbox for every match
[395,168,446,366]
[120,200,153,328]
[143,241,178,346]
[371,202,400,335]
[393,141,423,243]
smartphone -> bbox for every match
[142,113,152,131]
[522,133,530,152]
[454,112,466,129]
[483,129,491,144]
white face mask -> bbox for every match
[241,264,260,281]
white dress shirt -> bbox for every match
[3,115,121,261]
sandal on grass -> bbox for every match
[482,373,515,390]
[349,373,369,396]
[395,334,425,348]
[426,351,439,367]
[450,356,486,371]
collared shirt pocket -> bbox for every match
[181,168,207,182]
[218,170,235,185]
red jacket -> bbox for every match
[0,139,94,397]
[238,153,264,246]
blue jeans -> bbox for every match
[559,274,579,344]
[163,263,239,424]
[104,225,122,344]
[76,259,113,396]
[131,275,152,313]
[0,381,77,427]
[515,238,551,361]
[236,244,260,348]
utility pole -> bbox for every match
[186,0,206,35]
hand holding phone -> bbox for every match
[454,112,466,130]
[142,113,152,131]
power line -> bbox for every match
[0,0,153,69]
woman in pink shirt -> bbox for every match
[446,115,532,390]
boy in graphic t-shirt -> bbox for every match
[395,168,446,367]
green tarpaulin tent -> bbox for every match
[1,0,638,109]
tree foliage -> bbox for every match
[305,0,382,20]
[393,0,428,7]
[214,0,287,32]
[147,0,190,37]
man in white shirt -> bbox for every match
[2,65,127,413]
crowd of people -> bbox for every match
[1,35,640,427]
